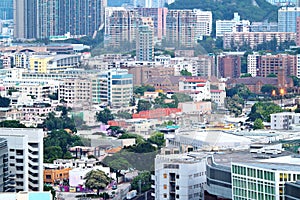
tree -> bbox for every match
[127,142,156,153]
[253,118,264,130]
[240,73,252,78]
[134,85,155,96]
[137,100,152,112]
[131,171,151,193]
[43,129,83,162]
[0,96,10,107]
[107,157,132,171]
[41,112,77,133]
[0,120,26,128]
[267,73,277,77]
[226,84,251,99]
[180,69,192,76]
[261,84,278,95]
[247,102,283,122]
[107,126,125,136]
[172,93,193,102]
[115,111,132,119]
[44,146,63,163]
[289,75,300,87]
[44,185,56,200]
[148,132,165,148]
[84,170,111,196]
[96,108,114,124]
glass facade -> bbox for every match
[232,163,300,200]
[0,0,13,20]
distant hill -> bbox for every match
[168,0,278,22]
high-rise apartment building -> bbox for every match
[218,55,241,78]
[38,0,59,38]
[216,13,250,37]
[247,53,261,77]
[136,7,168,40]
[166,9,212,48]
[136,17,154,61]
[223,32,296,49]
[104,7,138,48]
[296,17,300,46]
[278,7,300,32]
[194,10,212,39]
[0,0,13,20]
[58,0,105,37]
[14,0,106,39]
[13,0,38,39]
[0,128,44,192]
[250,21,278,32]
[259,54,297,77]
[0,138,9,192]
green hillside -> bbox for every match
[168,0,278,22]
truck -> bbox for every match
[126,190,137,200]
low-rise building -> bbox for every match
[178,101,211,114]
[232,157,300,200]
[69,165,116,188]
[285,181,300,200]
[270,112,300,130]
[210,90,226,107]
[178,78,211,101]
[132,108,181,119]
[43,166,71,185]
[153,153,207,200]
[29,54,81,73]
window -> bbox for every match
[163,184,167,189]
[163,173,167,178]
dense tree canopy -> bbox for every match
[247,102,283,122]
[131,171,152,193]
[240,73,252,78]
[226,84,252,99]
[148,132,165,148]
[84,170,111,196]
[253,118,264,130]
[137,100,152,112]
[261,84,278,95]
[44,129,83,163]
[0,120,27,128]
[134,85,155,96]
[96,108,115,124]
[168,0,278,23]
[180,69,192,76]
[41,110,77,133]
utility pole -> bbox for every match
[138,180,142,195]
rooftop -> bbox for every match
[210,149,293,167]
[156,152,208,164]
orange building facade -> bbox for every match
[44,168,71,185]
